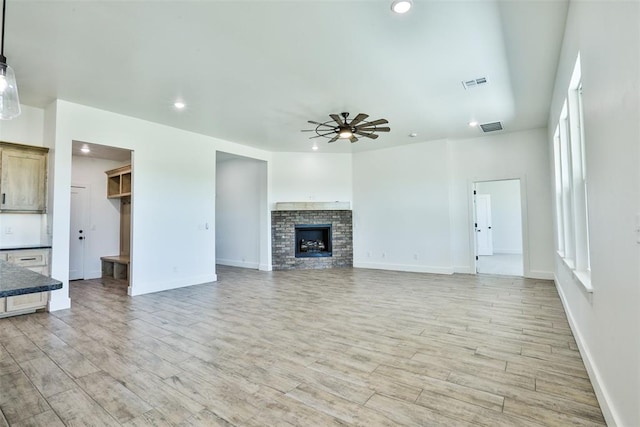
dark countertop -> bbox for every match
[0,245,52,251]
[0,260,62,297]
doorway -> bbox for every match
[69,141,132,291]
[474,179,523,276]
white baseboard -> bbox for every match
[258,263,272,271]
[453,265,475,274]
[48,291,71,312]
[130,273,217,296]
[553,275,619,427]
[83,269,102,280]
[354,261,453,275]
[216,258,259,269]
[493,249,523,255]
[526,269,554,280]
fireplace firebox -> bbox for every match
[295,224,332,258]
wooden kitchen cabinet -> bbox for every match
[0,142,48,213]
[0,248,51,317]
[106,164,132,198]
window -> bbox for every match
[552,53,592,290]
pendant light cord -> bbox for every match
[0,0,6,58]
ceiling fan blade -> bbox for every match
[349,113,369,127]
[359,118,389,127]
[310,131,338,139]
[355,131,379,139]
[370,127,390,132]
[328,135,340,143]
[350,136,359,143]
[308,120,334,127]
[329,114,344,126]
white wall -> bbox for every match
[476,179,523,254]
[45,100,272,309]
[449,128,553,277]
[216,155,266,269]
[353,140,453,274]
[271,152,352,206]
[352,128,553,278]
[548,1,640,425]
[0,104,44,146]
[0,105,48,249]
[71,155,129,279]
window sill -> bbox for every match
[556,250,565,258]
[562,257,575,270]
[573,270,593,293]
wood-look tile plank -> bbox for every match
[75,371,154,423]
[18,356,76,398]
[10,410,66,427]
[47,387,120,426]
[0,371,51,424]
[286,384,397,426]
[365,393,475,426]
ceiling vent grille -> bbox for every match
[480,121,503,132]
[462,77,488,89]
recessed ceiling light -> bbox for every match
[80,145,90,153]
[312,145,319,151]
[174,101,185,109]
[469,121,479,127]
[409,132,418,137]
[391,0,412,14]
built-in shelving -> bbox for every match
[106,165,132,198]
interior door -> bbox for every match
[69,186,88,280]
[475,194,494,256]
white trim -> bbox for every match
[354,261,453,275]
[47,291,71,311]
[525,270,554,280]
[258,263,272,272]
[493,249,524,255]
[274,201,350,211]
[553,275,619,426]
[129,274,217,296]
[216,258,260,269]
[572,269,593,293]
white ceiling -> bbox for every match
[10,0,568,153]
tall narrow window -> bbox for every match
[553,127,564,254]
[568,54,590,275]
[552,53,591,290]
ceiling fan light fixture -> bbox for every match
[0,0,21,121]
[303,112,390,144]
[339,129,353,139]
[391,0,413,14]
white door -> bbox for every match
[475,194,494,256]
[69,186,88,280]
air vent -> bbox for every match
[462,77,488,89]
[480,121,503,132]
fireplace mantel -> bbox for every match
[273,201,351,211]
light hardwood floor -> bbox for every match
[0,266,605,426]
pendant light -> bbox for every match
[0,0,20,120]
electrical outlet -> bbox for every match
[414,253,418,260]
[4,227,13,234]
[382,252,386,258]
[367,251,371,258]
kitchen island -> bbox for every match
[0,260,62,317]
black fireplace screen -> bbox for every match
[295,224,332,258]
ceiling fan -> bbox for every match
[303,112,390,143]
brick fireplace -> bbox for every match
[271,204,352,270]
